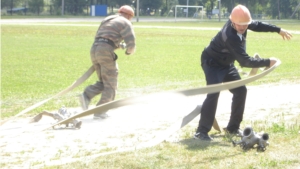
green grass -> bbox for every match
[40,114,300,169]
[1,20,300,118]
[1,19,300,169]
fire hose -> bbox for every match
[38,58,279,166]
[44,58,281,130]
[0,55,280,166]
[1,57,281,128]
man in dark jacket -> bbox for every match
[194,4,292,141]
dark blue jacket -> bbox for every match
[204,20,281,67]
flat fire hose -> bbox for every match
[0,66,95,126]
[1,59,281,166]
[37,59,281,166]
[45,59,281,130]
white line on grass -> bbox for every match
[1,21,299,34]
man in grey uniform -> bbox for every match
[79,5,136,119]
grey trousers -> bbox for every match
[84,42,118,107]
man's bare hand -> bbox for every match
[264,57,277,70]
[269,57,278,67]
[279,29,292,40]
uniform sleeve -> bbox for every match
[225,35,270,68]
[120,20,136,55]
[248,21,281,33]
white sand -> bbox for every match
[0,83,299,168]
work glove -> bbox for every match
[119,42,126,50]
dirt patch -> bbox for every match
[0,83,299,168]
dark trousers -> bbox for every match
[197,54,247,133]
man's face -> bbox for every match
[233,23,248,34]
[125,14,133,21]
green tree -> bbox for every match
[280,0,293,18]
[140,0,163,15]
[205,0,214,16]
[290,0,300,18]
[113,0,133,7]
[104,0,133,14]
[51,0,88,15]
[178,0,197,5]
[1,0,22,9]
[161,0,179,16]
[1,0,22,15]
[28,0,44,15]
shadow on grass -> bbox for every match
[180,134,233,149]
[177,134,245,163]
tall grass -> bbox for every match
[1,21,300,118]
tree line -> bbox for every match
[1,0,299,19]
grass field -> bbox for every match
[1,19,299,118]
[1,19,300,168]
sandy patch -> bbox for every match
[0,83,299,168]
